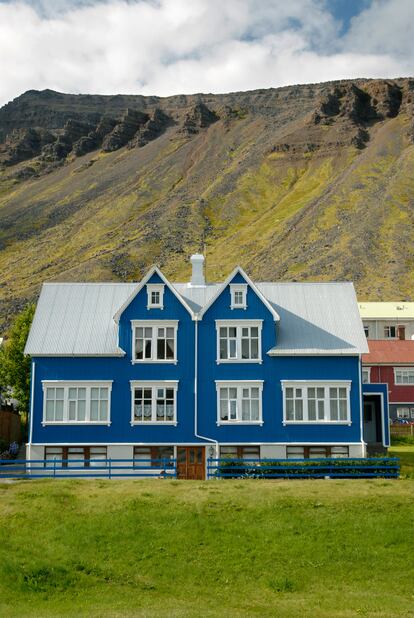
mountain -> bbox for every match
[1,78,414,331]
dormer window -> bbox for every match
[230,284,247,310]
[147,284,164,310]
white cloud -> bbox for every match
[0,0,412,107]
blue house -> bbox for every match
[24,255,388,478]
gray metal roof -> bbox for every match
[25,280,367,356]
[257,282,368,355]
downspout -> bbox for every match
[194,318,218,460]
[359,355,366,456]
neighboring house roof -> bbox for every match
[25,277,367,357]
[358,302,414,319]
[362,340,414,365]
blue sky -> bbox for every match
[0,0,412,106]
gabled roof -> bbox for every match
[112,266,195,322]
[359,302,414,319]
[25,274,367,357]
[362,340,414,365]
[198,267,280,321]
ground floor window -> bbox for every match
[396,407,414,419]
[133,446,175,467]
[286,446,349,459]
[131,382,178,424]
[216,382,263,424]
[42,382,112,424]
[219,446,260,459]
[282,382,351,423]
[44,446,107,467]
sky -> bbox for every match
[0,0,413,106]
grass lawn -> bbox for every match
[0,477,413,617]
[389,444,414,478]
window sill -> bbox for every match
[146,306,164,310]
[230,306,247,310]
[216,359,262,364]
[283,421,352,426]
[131,360,178,365]
[217,421,264,426]
[130,421,178,426]
[42,421,111,426]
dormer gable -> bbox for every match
[113,266,195,324]
[198,267,280,321]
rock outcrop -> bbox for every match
[0,127,54,166]
[181,102,219,134]
[128,108,172,148]
[102,109,148,152]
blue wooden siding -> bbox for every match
[30,270,364,446]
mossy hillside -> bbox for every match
[2,81,414,328]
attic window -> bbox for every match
[147,284,164,309]
[230,284,247,310]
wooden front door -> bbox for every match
[177,447,205,480]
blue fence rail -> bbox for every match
[0,458,177,480]
[207,457,400,479]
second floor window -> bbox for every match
[133,321,178,362]
[217,321,262,362]
[282,382,351,424]
[42,382,112,425]
[131,382,178,424]
[384,325,396,338]
[216,382,263,424]
[394,368,414,384]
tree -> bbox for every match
[0,304,35,414]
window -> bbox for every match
[282,382,351,424]
[286,446,349,459]
[42,382,112,425]
[216,382,263,424]
[397,407,410,419]
[363,324,370,338]
[132,321,177,363]
[44,446,107,468]
[230,284,247,309]
[362,368,370,384]
[384,325,397,338]
[216,321,262,362]
[147,284,164,309]
[131,382,178,424]
[220,446,260,459]
[133,446,174,467]
[394,368,414,384]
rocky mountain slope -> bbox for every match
[1,79,414,330]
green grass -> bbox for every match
[0,479,413,617]
[389,444,414,478]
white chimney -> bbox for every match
[190,254,205,286]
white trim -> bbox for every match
[364,391,388,447]
[130,381,179,426]
[131,320,178,364]
[359,356,365,447]
[198,266,280,321]
[147,284,165,310]
[268,350,361,356]
[41,381,112,426]
[113,266,195,322]
[230,284,247,310]
[215,381,264,426]
[30,441,363,447]
[281,381,352,425]
[216,320,263,364]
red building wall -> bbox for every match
[369,365,414,404]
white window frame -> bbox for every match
[384,325,397,339]
[396,407,410,419]
[362,367,371,384]
[230,284,247,310]
[41,381,112,426]
[147,284,164,310]
[215,381,264,426]
[281,381,352,425]
[394,367,414,384]
[131,320,178,364]
[215,320,262,364]
[130,381,178,426]
[363,324,370,338]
